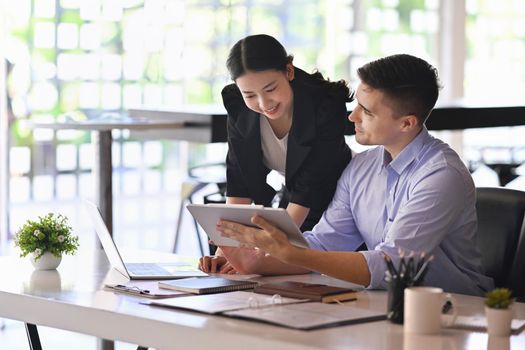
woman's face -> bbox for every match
[235,66,294,121]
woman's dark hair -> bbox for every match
[227,34,351,99]
[357,54,441,124]
[226,34,292,80]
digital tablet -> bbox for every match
[186,204,310,248]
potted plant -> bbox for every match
[485,288,514,336]
[14,213,80,270]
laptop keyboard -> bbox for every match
[126,263,170,276]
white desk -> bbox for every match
[1,251,524,350]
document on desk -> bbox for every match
[224,302,386,330]
[147,291,385,330]
[147,291,306,314]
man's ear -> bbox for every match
[286,63,295,81]
[400,114,419,132]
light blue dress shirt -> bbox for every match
[304,127,494,296]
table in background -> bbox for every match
[31,115,223,236]
[0,251,524,350]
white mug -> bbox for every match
[404,287,457,334]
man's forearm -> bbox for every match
[220,246,309,275]
[246,254,310,275]
[285,247,371,286]
[286,202,310,228]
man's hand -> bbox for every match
[198,255,237,274]
[217,215,295,262]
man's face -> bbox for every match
[235,66,294,121]
[348,83,406,148]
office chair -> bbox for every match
[475,187,525,301]
[172,163,226,256]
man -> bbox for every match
[202,54,493,296]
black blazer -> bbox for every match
[222,67,352,229]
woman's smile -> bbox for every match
[263,103,280,116]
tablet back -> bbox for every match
[186,204,309,248]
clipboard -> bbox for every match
[104,281,190,299]
[147,291,307,314]
[147,291,384,330]
[186,204,310,248]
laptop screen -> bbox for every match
[84,200,130,278]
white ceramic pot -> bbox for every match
[485,305,513,336]
[30,251,62,270]
[29,270,62,292]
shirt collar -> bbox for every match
[381,127,431,175]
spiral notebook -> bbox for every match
[158,277,258,294]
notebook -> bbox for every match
[84,200,208,280]
[254,281,358,303]
[158,276,258,294]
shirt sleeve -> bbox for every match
[304,164,364,251]
[360,164,474,289]
[289,92,351,210]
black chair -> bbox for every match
[475,187,525,301]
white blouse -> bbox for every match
[260,115,288,177]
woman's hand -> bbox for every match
[198,255,237,274]
[217,215,295,261]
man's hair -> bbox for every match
[357,54,441,124]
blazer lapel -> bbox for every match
[286,84,315,184]
[230,109,268,193]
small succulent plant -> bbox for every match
[485,288,514,309]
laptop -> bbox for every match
[85,200,208,280]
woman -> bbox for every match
[200,34,352,273]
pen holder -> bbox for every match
[387,276,408,324]
[384,252,431,324]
